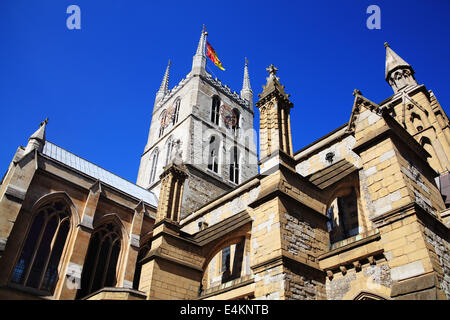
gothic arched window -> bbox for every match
[77,222,121,299]
[132,239,152,290]
[211,96,220,125]
[207,136,219,173]
[231,109,240,137]
[159,109,167,138]
[229,147,240,184]
[165,136,175,166]
[149,148,159,184]
[172,98,181,125]
[11,200,71,294]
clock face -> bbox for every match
[160,105,176,128]
[219,104,238,127]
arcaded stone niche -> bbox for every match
[327,188,359,245]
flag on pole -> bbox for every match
[206,41,225,71]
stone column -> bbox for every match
[55,181,101,300]
[118,200,145,289]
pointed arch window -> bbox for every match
[159,109,167,138]
[229,146,239,184]
[172,98,181,125]
[207,136,219,173]
[132,239,152,290]
[10,200,71,294]
[165,137,175,166]
[149,149,159,184]
[231,109,240,138]
[77,223,121,299]
[211,96,220,125]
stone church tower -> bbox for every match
[136,27,258,218]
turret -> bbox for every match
[155,60,171,106]
[240,58,253,108]
[385,42,418,93]
[190,26,208,76]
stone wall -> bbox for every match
[423,224,450,298]
[180,167,230,219]
[181,183,260,234]
[296,135,361,177]
[325,263,392,300]
[284,266,326,300]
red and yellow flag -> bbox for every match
[206,41,225,71]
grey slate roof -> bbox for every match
[42,141,158,207]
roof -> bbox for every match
[306,159,358,190]
[42,141,158,207]
[385,44,412,80]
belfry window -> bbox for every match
[11,200,71,294]
[172,98,181,125]
[77,223,121,299]
[229,147,239,184]
[207,136,219,173]
[149,149,159,184]
[231,109,240,137]
[165,137,175,166]
[159,109,167,138]
[211,96,220,125]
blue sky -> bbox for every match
[1,0,449,183]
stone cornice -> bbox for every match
[372,201,448,235]
[140,247,203,272]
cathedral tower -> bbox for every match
[136,27,258,218]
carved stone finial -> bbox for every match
[202,24,208,36]
[266,64,278,78]
[353,89,362,97]
[40,118,49,127]
[384,42,390,49]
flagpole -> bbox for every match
[206,64,218,80]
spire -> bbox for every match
[195,25,208,57]
[240,57,253,107]
[191,25,208,76]
[25,118,48,154]
[384,42,417,93]
[155,60,171,105]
